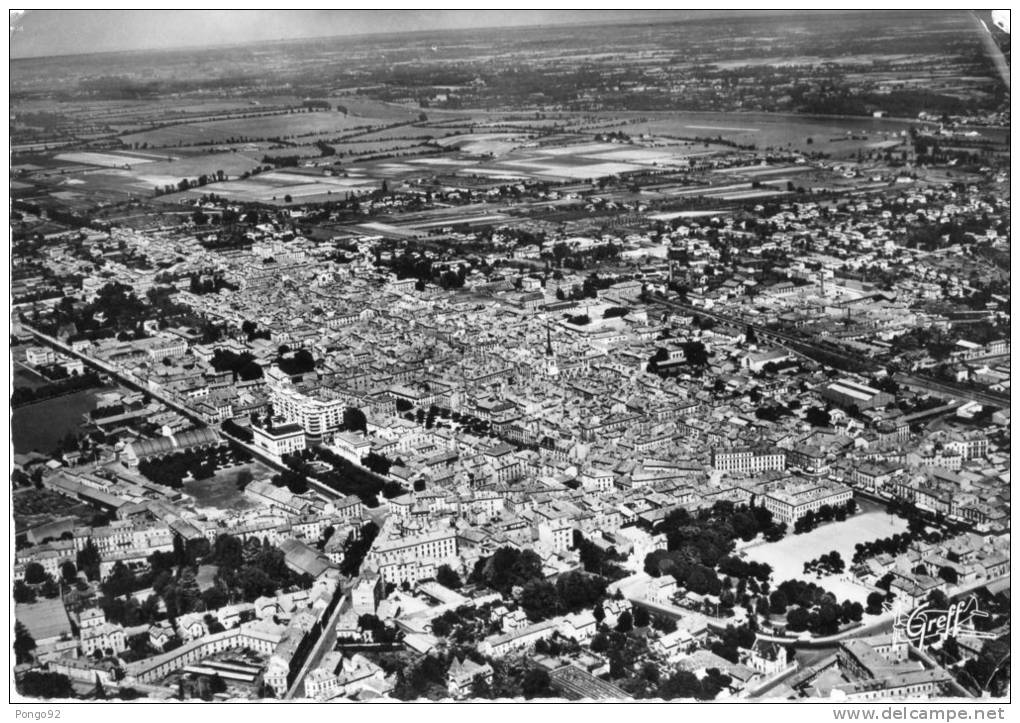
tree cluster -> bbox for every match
[519,571,608,623]
[654,668,732,701]
[338,522,380,577]
[210,348,263,381]
[468,547,545,596]
[204,535,308,606]
[852,533,914,564]
[803,551,845,576]
[709,624,757,664]
[429,603,503,643]
[573,531,629,580]
[275,348,316,376]
[770,579,865,636]
[292,447,398,505]
[137,444,246,489]
[793,499,856,534]
[652,501,784,568]
[17,671,74,700]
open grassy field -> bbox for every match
[434,133,532,156]
[160,168,379,204]
[716,188,793,201]
[745,510,909,603]
[617,111,925,157]
[466,168,532,180]
[331,138,432,157]
[135,150,264,178]
[648,209,733,221]
[326,96,423,120]
[38,148,270,200]
[54,150,158,167]
[36,171,151,202]
[404,157,467,167]
[345,124,434,142]
[168,100,282,114]
[260,144,328,160]
[533,161,647,180]
[460,138,728,181]
[40,132,726,203]
[713,164,814,177]
[119,111,397,147]
[347,160,442,178]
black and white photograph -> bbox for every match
[8,8,1012,709]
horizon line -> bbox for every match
[10,9,896,63]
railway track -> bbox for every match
[652,294,1010,409]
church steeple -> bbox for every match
[546,324,553,357]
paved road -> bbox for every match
[286,578,354,700]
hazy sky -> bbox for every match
[10,9,724,59]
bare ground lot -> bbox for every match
[745,510,909,603]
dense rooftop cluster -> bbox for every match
[10,10,1009,703]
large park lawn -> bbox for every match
[745,511,909,603]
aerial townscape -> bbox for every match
[9,10,1011,704]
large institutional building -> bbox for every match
[820,378,894,410]
[711,447,786,474]
[760,479,853,525]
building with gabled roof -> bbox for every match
[447,657,494,699]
